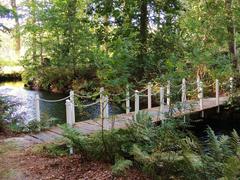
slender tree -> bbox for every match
[10,0,21,57]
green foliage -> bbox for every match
[111,158,132,177]
[62,112,240,179]
[8,114,60,133]
[32,141,69,157]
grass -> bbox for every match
[0,59,20,67]
[0,141,17,155]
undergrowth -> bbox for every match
[60,112,240,179]
[31,140,69,157]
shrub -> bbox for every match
[61,112,240,179]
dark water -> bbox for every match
[0,81,123,123]
[189,107,240,140]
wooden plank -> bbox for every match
[30,131,62,143]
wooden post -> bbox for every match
[160,87,164,120]
[134,90,139,119]
[66,100,73,127]
[215,79,219,113]
[103,95,109,130]
[35,94,40,122]
[148,82,152,109]
[199,81,204,118]
[126,85,130,114]
[100,87,104,118]
[181,78,186,110]
[197,76,200,99]
[70,90,75,124]
[167,80,170,106]
[197,76,200,88]
[230,77,233,96]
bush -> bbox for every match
[31,141,69,157]
[61,113,240,179]
[8,114,60,133]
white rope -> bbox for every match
[203,82,215,88]
[39,95,70,103]
[171,83,182,87]
[188,81,197,85]
[152,91,159,96]
[74,93,99,99]
[114,94,135,102]
[139,88,148,93]
[110,93,122,97]
[139,94,148,97]
[81,99,100,108]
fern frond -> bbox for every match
[112,159,132,176]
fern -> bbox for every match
[206,127,223,160]
[230,129,240,154]
[112,159,132,176]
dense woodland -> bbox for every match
[0,0,240,93]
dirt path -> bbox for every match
[0,138,148,180]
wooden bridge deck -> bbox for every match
[4,96,229,148]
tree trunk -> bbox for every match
[30,0,37,62]
[225,0,238,71]
[10,0,21,57]
[138,0,148,74]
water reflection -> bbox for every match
[0,81,123,123]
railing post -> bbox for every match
[181,78,186,112]
[126,85,130,114]
[197,76,200,88]
[100,87,104,118]
[134,90,139,119]
[216,79,219,113]
[66,100,73,127]
[35,94,40,122]
[160,87,165,120]
[167,80,170,106]
[103,95,109,130]
[148,82,152,109]
[230,77,233,96]
[70,90,75,124]
[197,76,200,97]
[199,81,204,118]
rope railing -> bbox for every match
[39,96,70,103]
[81,99,100,108]
[32,77,233,128]
[74,92,100,99]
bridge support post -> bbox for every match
[230,77,233,96]
[126,85,130,114]
[215,79,219,113]
[70,90,75,124]
[134,90,139,120]
[199,81,204,118]
[160,87,165,121]
[35,94,40,122]
[148,82,152,109]
[197,76,200,93]
[181,78,187,114]
[103,95,109,130]
[66,100,73,127]
[100,87,104,119]
[167,80,170,106]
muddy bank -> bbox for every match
[0,72,22,82]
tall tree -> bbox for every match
[138,0,148,67]
[10,0,21,57]
[225,0,238,71]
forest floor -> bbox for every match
[0,135,148,180]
